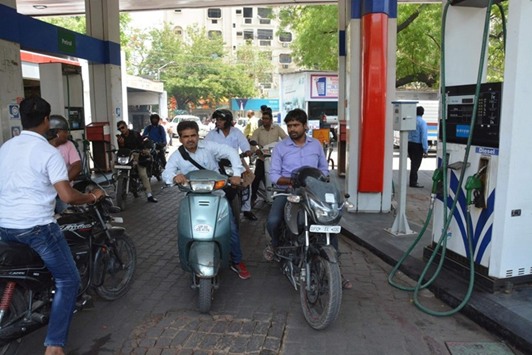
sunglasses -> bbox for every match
[118,126,127,130]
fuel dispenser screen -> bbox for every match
[440,82,502,148]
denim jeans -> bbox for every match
[228,206,243,264]
[0,223,80,347]
[267,195,288,247]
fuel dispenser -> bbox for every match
[426,82,507,290]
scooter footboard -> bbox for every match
[188,242,221,278]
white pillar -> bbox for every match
[490,1,532,278]
[0,0,24,144]
[85,0,122,131]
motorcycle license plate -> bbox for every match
[114,165,132,170]
[112,217,124,223]
[309,225,341,234]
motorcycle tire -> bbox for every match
[299,255,342,330]
[0,285,26,354]
[198,278,213,314]
[95,233,137,301]
[116,176,128,211]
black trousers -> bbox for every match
[251,158,265,201]
[408,142,423,186]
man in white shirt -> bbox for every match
[205,109,257,221]
[0,96,105,355]
[163,120,251,280]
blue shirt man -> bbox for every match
[407,106,428,188]
[265,109,329,253]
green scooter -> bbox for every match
[177,169,232,313]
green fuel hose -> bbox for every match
[388,0,495,317]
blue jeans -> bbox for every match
[0,223,80,347]
[267,195,288,247]
[228,206,243,264]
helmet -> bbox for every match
[49,115,69,130]
[46,115,69,140]
[212,109,233,129]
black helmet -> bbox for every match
[46,114,69,140]
[212,109,233,129]
[49,115,69,130]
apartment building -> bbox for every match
[129,6,297,98]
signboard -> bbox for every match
[231,98,279,111]
[310,74,339,99]
[58,28,76,54]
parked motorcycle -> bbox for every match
[267,166,349,330]
[176,169,233,313]
[0,186,137,352]
[113,138,163,210]
[113,147,143,211]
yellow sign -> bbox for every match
[312,129,330,144]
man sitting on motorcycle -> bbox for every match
[116,120,158,203]
[249,107,287,206]
[142,113,167,169]
[162,120,251,280]
[0,96,106,355]
[264,108,351,289]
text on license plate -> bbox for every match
[309,225,341,234]
[114,165,132,169]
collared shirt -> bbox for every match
[250,124,287,148]
[408,115,429,153]
[204,126,250,153]
[270,136,329,185]
[58,140,81,169]
[162,140,244,185]
[0,131,68,228]
[244,116,260,137]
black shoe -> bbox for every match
[243,211,258,221]
[409,184,424,188]
[147,196,158,203]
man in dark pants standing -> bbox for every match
[408,106,428,188]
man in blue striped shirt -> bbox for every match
[408,106,429,188]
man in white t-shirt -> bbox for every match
[0,96,105,355]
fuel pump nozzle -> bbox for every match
[431,168,444,195]
[465,174,482,209]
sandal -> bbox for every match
[342,276,352,290]
[263,245,275,262]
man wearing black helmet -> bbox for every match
[47,115,83,213]
[205,109,257,221]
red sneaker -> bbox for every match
[231,262,251,280]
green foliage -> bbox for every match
[487,2,507,82]
[278,6,338,71]
[129,25,259,109]
[396,4,441,89]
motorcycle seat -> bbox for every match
[0,241,44,267]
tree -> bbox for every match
[278,6,338,71]
[130,25,258,110]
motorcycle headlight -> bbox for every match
[117,156,130,165]
[309,197,341,224]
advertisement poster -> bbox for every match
[310,75,339,99]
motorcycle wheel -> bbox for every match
[198,278,213,314]
[116,176,128,211]
[95,233,137,301]
[0,286,26,355]
[299,255,342,330]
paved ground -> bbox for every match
[16,149,525,354]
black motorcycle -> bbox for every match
[113,138,164,210]
[0,189,137,353]
[267,166,348,330]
